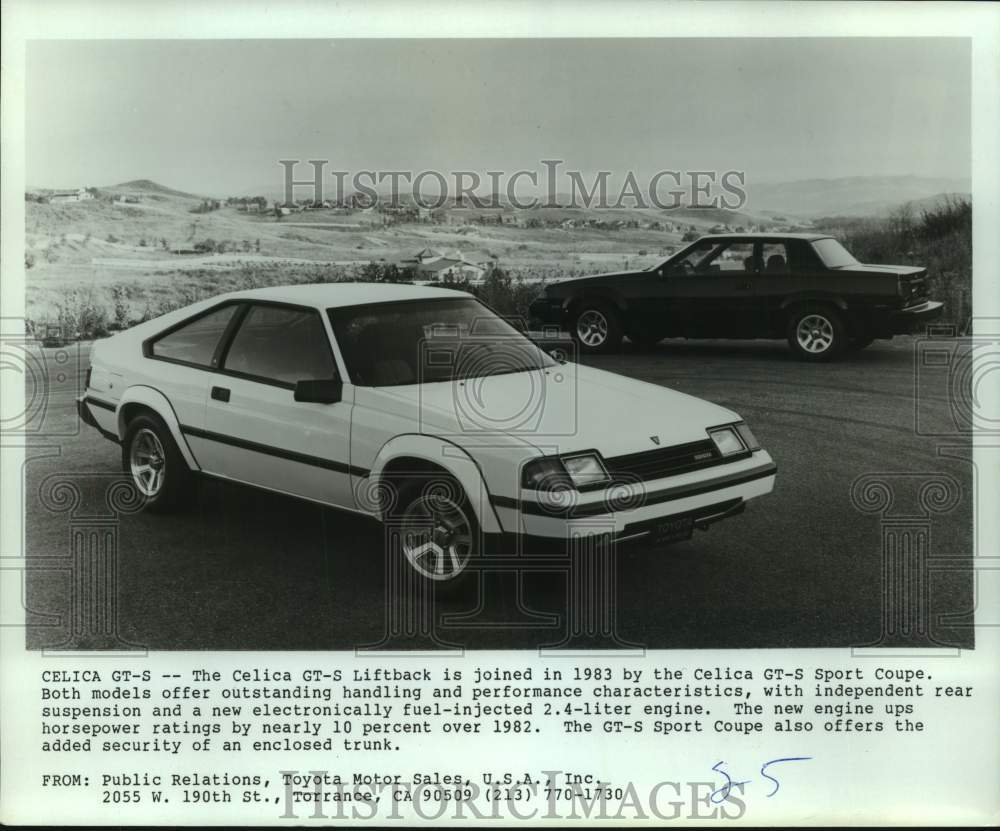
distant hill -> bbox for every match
[108,179,204,199]
[746,175,971,218]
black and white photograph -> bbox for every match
[1,1,998,827]
[19,36,976,651]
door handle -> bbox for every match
[211,386,231,402]
[737,281,753,291]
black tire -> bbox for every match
[786,304,848,362]
[121,412,195,512]
[569,300,624,354]
[389,471,478,591]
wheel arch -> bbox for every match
[565,290,630,316]
[365,435,503,534]
[116,386,199,471]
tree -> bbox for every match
[111,284,129,329]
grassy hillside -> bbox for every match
[24,179,973,338]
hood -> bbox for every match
[373,363,740,459]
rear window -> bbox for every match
[151,305,238,367]
[812,238,860,268]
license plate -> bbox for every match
[652,514,694,545]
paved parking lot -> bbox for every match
[22,337,974,651]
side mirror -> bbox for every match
[294,378,343,404]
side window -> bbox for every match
[151,305,238,367]
[223,304,335,386]
[698,241,755,274]
[671,240,718,272]
[761,242,790,274]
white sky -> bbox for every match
[26,38,971,194]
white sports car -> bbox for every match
[77,283,776,583]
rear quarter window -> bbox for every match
[150,305,238,367]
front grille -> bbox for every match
[603,438,726,483]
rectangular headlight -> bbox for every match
[562,452,610,489]
[708,426,746,457]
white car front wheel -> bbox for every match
[394,474,478,585]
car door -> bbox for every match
[755,239,824,336]
[658,239,761,336]
[194,302,356,509]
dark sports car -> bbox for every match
[529,233,943,360]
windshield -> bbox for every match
[811,237,860,268]
[328,296,557,386]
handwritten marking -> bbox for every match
[761,756,812,797]
[709,756,813,803]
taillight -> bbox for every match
[85,367,92,388]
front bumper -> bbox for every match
[490,451,776,540]
[887,300,944,334]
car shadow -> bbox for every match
[613,337,912,365]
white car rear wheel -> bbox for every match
[122,413,194,511]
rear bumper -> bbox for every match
[77,395,119,442]
[76,395,100,430]
[886,300,944,334]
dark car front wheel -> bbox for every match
[786,304,847,361]
[570,301,623,354]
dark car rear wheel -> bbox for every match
[570,301,623,354]
[786,304,847,361]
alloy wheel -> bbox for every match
[129,427,167,497]
[400,493,473,581]
[796,314,835,354]
[576,310,609,347]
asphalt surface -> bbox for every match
[22,337,974,651]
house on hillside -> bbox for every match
[418,258,486,282]
[399,247,488,282]
[50,188,94,204]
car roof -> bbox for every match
[223,282,469,309]
[696,232,831,242]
